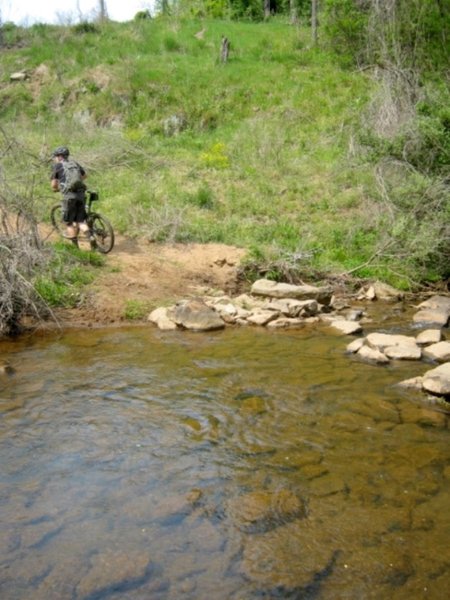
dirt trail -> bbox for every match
[50,230,247,327]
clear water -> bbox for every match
[0,320,449,599]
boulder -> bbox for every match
[345,309,364,321]
[423,341,450,363]
[266,317,304,329]
[246,310,280,326]
[366,332,421,359]
[416,329,442,345]
[359,281,404,301]
[417,295,450,312]
[384,344,422,360]
[172,299,225,331]
[366,332,418,351]
[413,309,449,327]
[262,298,319,318]
[233,293,263,311]
[422,362,450,397]
[357,345,389,364]
[413,295,450,326]
[397,376,424,390]
[209,301,239,323]
[147,306,178,330]
[371,281,404,301]
[346,338,365,353]
[250,279,333,305]
[329,320,362,335]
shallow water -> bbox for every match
[0,317,449,599]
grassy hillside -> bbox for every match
[0,15,447,289]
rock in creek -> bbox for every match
[422,362,450,397]
[172,298,225,331]
[227,489,306,533]
[413,295,450,326]
[251,279,333,305]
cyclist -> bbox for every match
[50,146,94,248]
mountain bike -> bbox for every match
[50,190,115,254]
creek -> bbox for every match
[0,307,449,599]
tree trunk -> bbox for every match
[311,0,318,45]
[98,0,108,22]
[264,0,271,21]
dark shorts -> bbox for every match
[63,196,87,224]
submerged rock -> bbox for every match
[76,550,153,598]
[227,489,305,532]
[240,519,336,590]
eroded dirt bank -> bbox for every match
[53,234,248,328]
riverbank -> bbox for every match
[42,233,450,332]
[46,236,248,330]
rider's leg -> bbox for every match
[79,222,89,235]
[66,223,79,246]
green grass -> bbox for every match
[123,299,152,321]
[34,242,104,307]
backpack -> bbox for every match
[61,159,86,193]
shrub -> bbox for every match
[72,22,100,35]
[0,229,49,335]
[134,10,152,21]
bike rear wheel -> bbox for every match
[50,203,65,236]
[88,213,115,254]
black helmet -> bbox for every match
[52,146,70,158]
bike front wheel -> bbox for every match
[88,213,115,254]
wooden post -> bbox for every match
[220,36,230,63]
[312,0,318,46]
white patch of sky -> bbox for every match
[1,0,155,26]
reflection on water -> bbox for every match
[0,323,449,599]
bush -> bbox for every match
[134,10,152,21]
[72,22,100,35]
[0,229,49,335]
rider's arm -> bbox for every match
[50,162,60,192]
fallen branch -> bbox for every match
[339,240,395,277]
